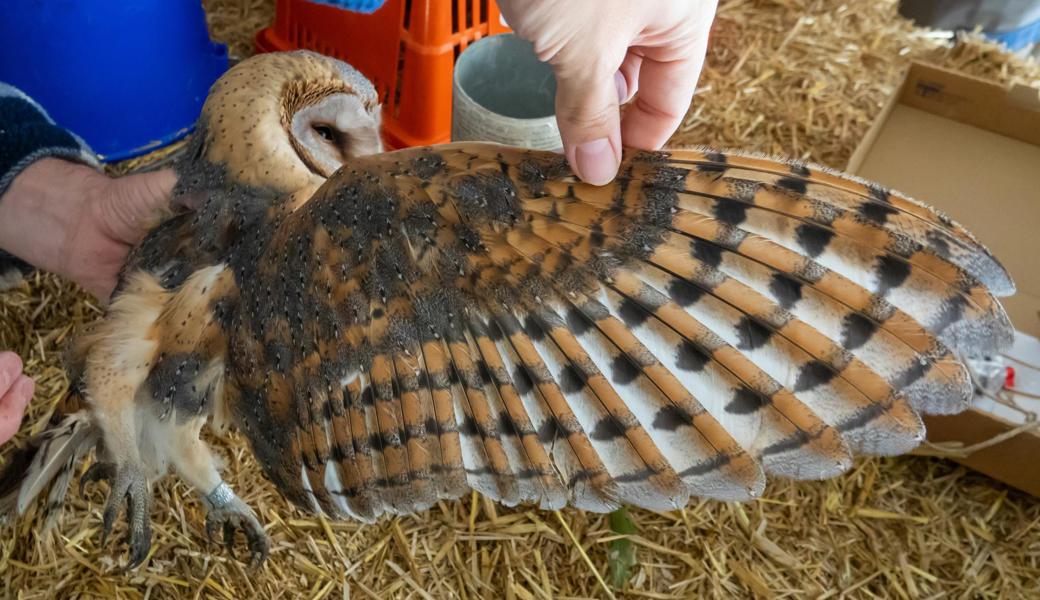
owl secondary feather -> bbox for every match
[0,50,1014,570]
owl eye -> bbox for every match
[313,124,335,142]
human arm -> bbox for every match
[0,82,174,445]
[0,159,175,301]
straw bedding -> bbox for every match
[2,0,1039,597]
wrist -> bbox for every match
[0,158,105,277]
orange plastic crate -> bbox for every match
[255,0,511,149]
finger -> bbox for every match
[0,351,24,397]
[104,168,177,245]
[0,375,33,444]
[553,63,623,186]
[620,43,708,150]
[617,52,643,105]
[90,281,116,307]
[125,168,177,208]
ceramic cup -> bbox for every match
[451,33,562,150]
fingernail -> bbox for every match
[0,351,22,375]
[16,376,34,405]
[574,138,618,186]
[0,356,15,393]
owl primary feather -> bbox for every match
[0,50,1015,569]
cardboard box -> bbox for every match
[847,62,1040,497]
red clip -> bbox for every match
[1004,366,1016,389]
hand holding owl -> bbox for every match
[0,159,176,302]
[0,159,174,446]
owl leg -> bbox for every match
[75,268,241,568]
[77,338,158,570]
[166,423,270,568]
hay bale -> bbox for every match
[3,1,1039,597]
[202,0,275,60]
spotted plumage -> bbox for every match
[0,51,1014,569]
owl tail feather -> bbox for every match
[0,407,98,529]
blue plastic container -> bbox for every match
[988,17,1040,52]
[0,1,228,162]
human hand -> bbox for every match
[0,352,33,445]
[496,0,718,185]
[0,161,172,444]
[0,159,176,302]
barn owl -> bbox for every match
[0,50,1014,571]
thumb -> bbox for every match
[104,168,177,244]
[553,65,624,186]
[0,375,33,445]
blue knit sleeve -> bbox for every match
[304,0,388,14]
[0,82,98,199]
[0,82,99,289]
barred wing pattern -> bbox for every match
[227,143,1013,521]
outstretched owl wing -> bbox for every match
[226,142,1013,521]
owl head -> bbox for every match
[190,50,383,194]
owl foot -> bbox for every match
[202,482,269,569]
[81,461,152,570]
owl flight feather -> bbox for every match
[0,50,1014,570]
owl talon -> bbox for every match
[243,516,270,571]
[100,501,117,546]
[124,518,152,571]
[205,515,221,544]
[223,521,237,558]
[79,461,116,498]
[202,482,270,568]
[86,463,152,570]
